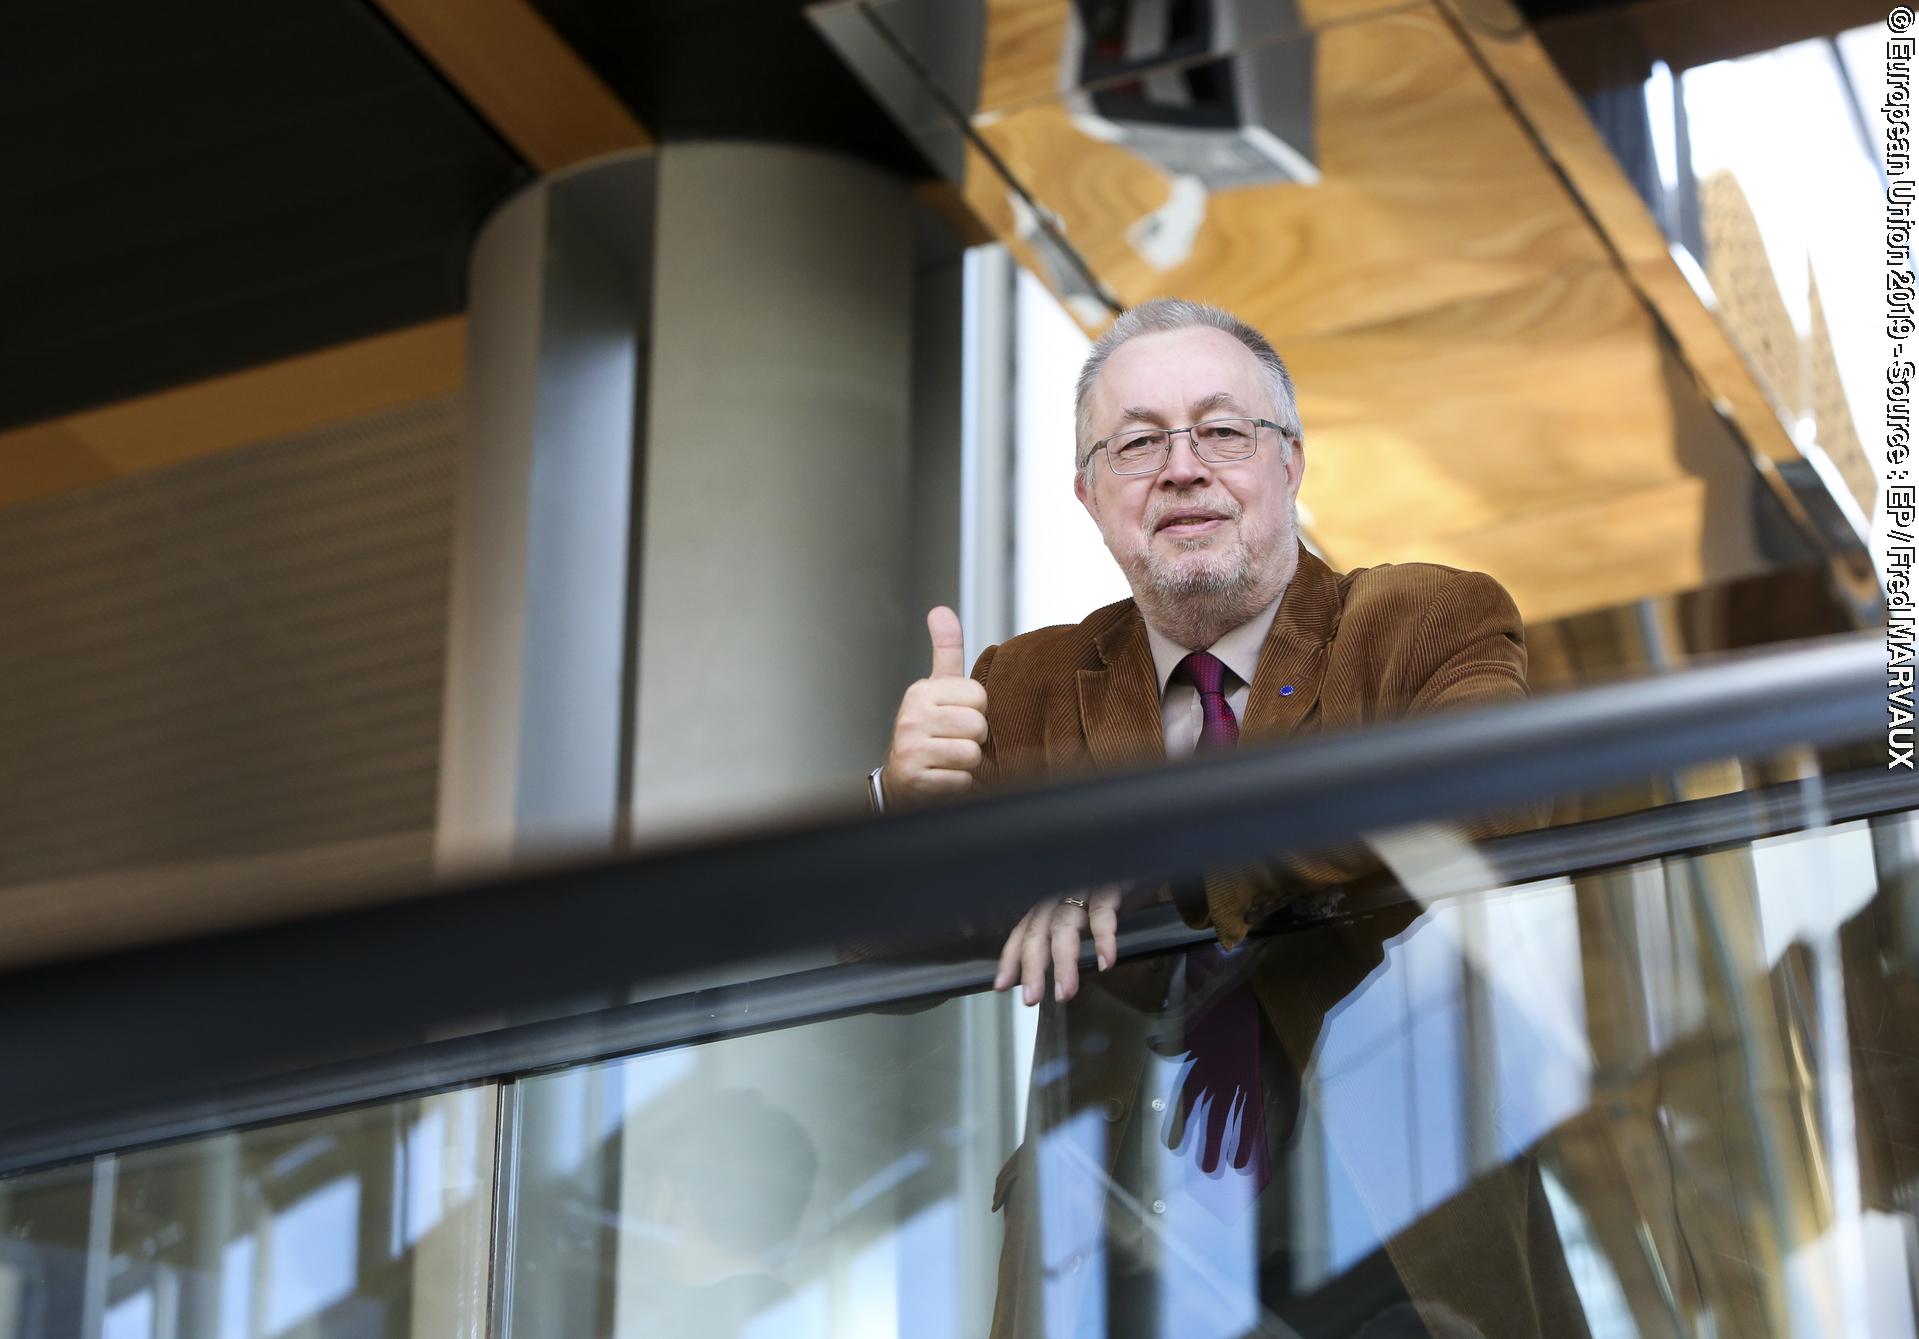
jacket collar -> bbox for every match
[1079,605,1165,769]
[1076,542,1341,764]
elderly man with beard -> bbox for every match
[877,300,1582,1338]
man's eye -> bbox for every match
[1199,424,1247,442]
[1117,433,1166,456]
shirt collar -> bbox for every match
[1144,588,1287,698]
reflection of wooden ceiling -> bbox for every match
[870,0,1868,622]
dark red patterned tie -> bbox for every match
[1173,650,1239,751]
[1169,651,1269,1213]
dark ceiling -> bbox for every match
[0,0,529,431]
[535,0,933,178]
[0,0,929,435]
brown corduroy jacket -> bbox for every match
[969,542,1531,946]
[979,545,1590,1339]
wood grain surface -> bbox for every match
[954,0,1836,621]
[370,0,652,171]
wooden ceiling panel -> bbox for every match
[976,0,1075,114]
[972,0,1420,119]
[0,427,118,509]
[1444,8,1808,473]
[1361,478,1726,622]
[1284,265,1680,544]
[925,0,1866,621]
[970,9,1613,342]
[0,318,465,507]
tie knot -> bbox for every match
[1173,650,1230,697]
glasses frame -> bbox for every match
[1087,416,1285,476]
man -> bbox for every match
[877,300,1579,1337]
[880,298,1529,991]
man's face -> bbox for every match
[1075,326,1305,609]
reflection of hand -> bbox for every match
[881,606,988,801]
[993,886,1121,1005]
[1161,949,1269,1180]
[1165,1034,1264,1177]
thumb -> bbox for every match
[927,605,966,679]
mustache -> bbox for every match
[1145,496,1241,532]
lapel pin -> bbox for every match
[1280,685,1296,696]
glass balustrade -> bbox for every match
[0,646,1910,1338]
[480,806,1919,1339]
[0,1090,496,1339]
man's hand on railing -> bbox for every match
[993,885,1122,1005]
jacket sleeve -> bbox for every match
[1403,569,1529,715]
[839,642,1003,971]
[972,642,1000,789]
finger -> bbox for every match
[911,767,974,795]
[1020,907,1053,1006]
[926,705,989,743]
[1205,1098,1229,1174]
[995,908,1034,991]
[1051,905,1086,1002]
[1232,1098,1257,1170]
[926,676,988,712]
[917,737,982,772]
[1163,1071,1191,1148]
[1088,889,1120,973]
[927,605,965,679]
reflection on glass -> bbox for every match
[990,816,1919,1337]
[487,808,1917,1337]
[501,995,1026,1338]
[8,798,1910,1336]
[1577,31,1885,522]
[0,1088,495,1338]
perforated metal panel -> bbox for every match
[0,398,458,891]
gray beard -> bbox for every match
[1130,542,1288,648]
[1137,578,1279,649]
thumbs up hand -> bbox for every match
[882,606,990,801]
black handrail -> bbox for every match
[0,632,1889,1175]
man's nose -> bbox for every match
[1157,431,1212,486]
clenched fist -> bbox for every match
[882,606,989,802]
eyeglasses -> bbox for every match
[1086,417,1282,476]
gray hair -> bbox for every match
[1074,298,1301,473]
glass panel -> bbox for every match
[497,805,1919,1337]
[501,993,1026,1339]
[1002,815,1919,1338]
[0,1088,496,1339]
[1534,20,1885,526]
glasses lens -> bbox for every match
[1194,418,1258,460]
[1110,430,1169,473]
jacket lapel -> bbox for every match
[1075,605,1165,770]
[1242,544,1341,742]
[1202,547,1345,946]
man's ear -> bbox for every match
[1286,435,1306,501]
[1074,465,1099,521]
